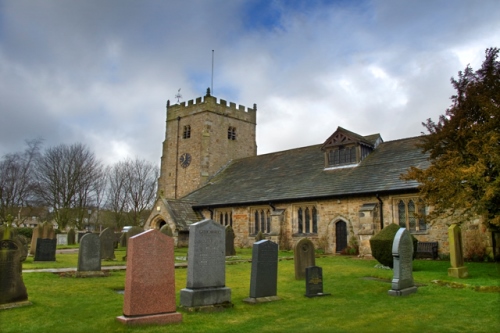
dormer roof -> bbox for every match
[321,127,382,150]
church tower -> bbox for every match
[157,88,257,199]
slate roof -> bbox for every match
[184,135,429,208]
[161,198,203,230]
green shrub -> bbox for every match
[16,227,33,239]
[370,223,418,268]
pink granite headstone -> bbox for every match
[116,229,182,325]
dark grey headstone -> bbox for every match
[388,228,417,296]
[0,239,29,306]
[225,225,236,256]
[34,238,56,261]
[294,238,315,280]
[67,228,76,245]
[305,266,330,297]
[249,240,278,299]
[77,233,102,275]
[180,219,232,308]
[99,228,115,260]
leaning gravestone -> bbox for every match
[76,233,104,277]
[100,228,115,260]
[225,225,236,256]
[180,219,232,310]
[294,238,316,280]
[305,266,330,297]
[29,226,40,256]
[388,228,418,296]
[0,225,31,309]
[116,229,182,325]
[67,229,76,245]
[244,240,279,303]
[448,224,468,278]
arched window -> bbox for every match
[397,198,427,232]
[298,208,303,233]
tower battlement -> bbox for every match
[166,93,257,124]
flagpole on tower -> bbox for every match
[211,50,214,95]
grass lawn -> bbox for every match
[1,249,499,333]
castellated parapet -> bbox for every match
[166,95,257,124]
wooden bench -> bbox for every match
[416,242,438,259]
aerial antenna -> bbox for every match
[211,50,214,95]
[175,88,182,103]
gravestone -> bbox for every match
[388,228,418,296]
[122,226,144,260]
[225,225,236,256]
[0,225,30,309]
[34,238,56,261]
[180,219,232,310]
[29,226,40,255]
[244,240,279,303]
[76,233,104,277]
[160,224,173,237]
[294,238,316,280]
[305,266,330,297]
[67,229,76,245]
[100,228,115,260]
[57,234,68,246]
[448,224,468,278]
[116,229,182,325]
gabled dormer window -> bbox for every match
[328,146,356,166]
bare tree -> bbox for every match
[34,143,104,230]
[0,138,42,226]
[105,158,158,228]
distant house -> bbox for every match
[145,90,494,256]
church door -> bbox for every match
[335,221,348,253]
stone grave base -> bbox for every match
[243,296,281,304]
[388,286,418,296]
[180,287,231,308]
[181,302,234,313]
[116,312,182,325]
[305,292,331,298]
[0,300,32,310]
[448,266,468,278]
[75,271,107,278]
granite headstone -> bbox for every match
[76,233,103,277]
[294,238,316,280]
[225,225,236,256]
[116,229,182,325]
[244,240,279,303]
[67,228,76,245]
[388,228,418,296]
[305,266,330,297]
[34,238,56,261]
[180,219,232,309]
[99,228,115,260]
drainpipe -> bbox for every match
[376,194,384,230]
[269,202,276,212]
[174,116,181,199]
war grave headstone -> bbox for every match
[225,225,236,256]
[294,238,315,280]
[448,224,468,278]
[388,228,418,296]
[116,229,182,325]
[305,266,331,297]
[57,233,68,246]
[67,228,76,245]
[244,239,280,303]
[99,228,115,260]
[76,233,104,277]
[34,223,57,262]
[0,225,31,309]
[180,219,232,310]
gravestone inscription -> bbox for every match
[294,238,315,280]
[180,219,232,309]
[116,229,182,325]
[244,240,279,303]
[388,228,418,296]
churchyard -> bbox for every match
[1,230,498,333]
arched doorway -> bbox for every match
[335,220,348,253]
[158,220,166,229]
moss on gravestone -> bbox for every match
[255,231,264,241]
[370,223,418,268]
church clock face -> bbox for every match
[179,153,192,168]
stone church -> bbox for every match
[144,89,489,256]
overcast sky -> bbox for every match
[1,0,499,165]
